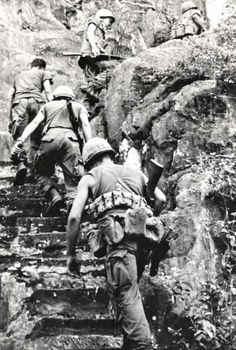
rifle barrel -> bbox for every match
[62,52,82,56]
[62,52,127,60]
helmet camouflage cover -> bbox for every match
[53,86,75,99]
[181,1,197,14]
[82,137,115,167]
[96,8,115,23]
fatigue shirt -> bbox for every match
[12,69,52,104]
[171,9,202,38]
[81,16,107,55]
[40,100,86,141]
[86,163,147,256]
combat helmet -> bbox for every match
[181,1,197,14]
[82,137,115,168]
[96,8,115,24]
[53,86,75,100]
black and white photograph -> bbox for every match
[0,1,235,349]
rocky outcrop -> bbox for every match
[104,19,236,349]
[0,0,209,130]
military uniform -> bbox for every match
[171,1,205,40]
[10,68,52,165]
[35,99,85,205]
[85,163,153,350]
[78,11,118,112]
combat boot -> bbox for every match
[45,188,64,217]
[13,162,27,186]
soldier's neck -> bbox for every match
[94,157,114,168]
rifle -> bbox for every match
[62,52,126,61]
[149,232,171,276]
[67,101,84,153]
[146,159,164,203]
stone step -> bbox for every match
[27,288,110,319]
[0,198,45,218]
[18,231,68,249]
[0,216,67,233]
[7,232,87,261]
[17,231,88,258]
[0,161,16,190]
[0,184,43,199]
[18,230,87,248]
[29,318,121,339]
[0,183,66,199]
[0,250,105,267]
[0,255,106,288]
[1,210,68,229]
[0,225,17,246]
[0,178,14,190]
[23,334,122,350]
[16,216,67,233]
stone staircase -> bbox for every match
[0,175,122,349]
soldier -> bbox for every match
[171,1,206,40]
[7,58,53,185]
[78,8,117,114]
[66,137,166,350]
[11,86,92,216]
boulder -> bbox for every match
[104,22,236,348]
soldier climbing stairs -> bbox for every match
[0,164,122,349]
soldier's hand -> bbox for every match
[91,46,100,57]
[11,138,24,161]
[67,256,81,276]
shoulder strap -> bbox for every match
[67,101,83,152]
[116,167,135,194]
[116,177,133,193]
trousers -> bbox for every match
[35,134,84,203]
[80,60,119,113]
[11,98,44,165]
[106,250,153,350]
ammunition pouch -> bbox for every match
[98,213,125,246]
[79,221,106,258]
[84,211,165,258]
[171,23,194,38]
[85,190,153,219]
[171,24,185,39]
[84,191,165,257]
[171,10,201,39]
[125,208,165,244]
[87,227,107,258]
[85,213,125,257]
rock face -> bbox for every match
[1,0,236,349]
[0,0,209,130]
[104,17,236,349]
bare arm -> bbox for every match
[87,23,100,56]
[79,107,92,141]
[19,110,45,142]
[67,175,95,257]
[43,79,53,102]
[192,14,206,32]
[6,87,16,122]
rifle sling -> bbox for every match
[67,101,84,153]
